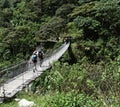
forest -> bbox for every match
[0,0,120,106]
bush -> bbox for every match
[45,92,103,107]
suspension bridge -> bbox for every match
[0,42,70,103]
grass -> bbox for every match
[0,91,55,107]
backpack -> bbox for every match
[32,54,37,61]
[38,50,43,59]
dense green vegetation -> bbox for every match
[0,0,120,106]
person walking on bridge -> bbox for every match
[31,51,37,72]
[38,48,44,67]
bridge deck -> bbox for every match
[0,43,70,99]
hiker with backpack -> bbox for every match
[31,51,37,72]
[38,48,44,67]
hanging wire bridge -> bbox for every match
[0,42,70,103]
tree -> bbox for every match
[1,0,11,8]
[35,17,66,41]
[55,4,75,19]
[74,16,101,40]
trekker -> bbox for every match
[31,51,37,72]
[38,49,44,67]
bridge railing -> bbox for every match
[43,43,67,61]
[0,61,28,85]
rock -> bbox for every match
[18,99,35,107]
[14,98,20,101]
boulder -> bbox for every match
[18,99,35,107]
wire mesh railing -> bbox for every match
[0,61,28,85]
[42,42,69,66]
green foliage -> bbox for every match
[45,92,102,107]
[94,0,120,36]
[0,0,11,8]
[78,0,96,5]
[55,4,75,18]
[30,58,120,106]
[74,16,100,31]
[0,8,12,27]
[74,16,101,40]
[0,0,120,106]
[66,0,120,62]
[69,1,97,17]
[0,91,103,107]
[35,17,65,41]
[73,0,120,38]
[11,1,38,26]
[66,22,83,39]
